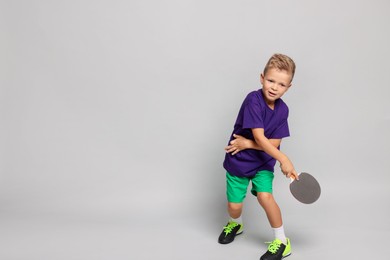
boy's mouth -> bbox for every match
[268,91,276,97]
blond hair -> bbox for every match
[263,54,296,81]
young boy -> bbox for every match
[218,54,299,260]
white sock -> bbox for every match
[273,225,287,244]
[229,215,242,225]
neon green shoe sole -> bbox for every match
[282,238,291,258]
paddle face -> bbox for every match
[289,172,321,204]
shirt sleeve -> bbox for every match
[271,118,290,139]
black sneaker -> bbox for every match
[260,238,291,260]
[218,221,243,244]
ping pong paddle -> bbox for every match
[289,172,321,204]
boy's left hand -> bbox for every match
[279,160,299,180]
[225,134,250,155]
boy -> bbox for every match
[218,54,299,260]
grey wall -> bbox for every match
[1,1,390,259]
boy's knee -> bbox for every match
[228,202,243,212]
[257,192,273,204]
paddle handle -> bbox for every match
[290,172,301,182]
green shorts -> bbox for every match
[226,170,274,203]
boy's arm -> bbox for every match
[225,134,281,154]
[252,128,299,179]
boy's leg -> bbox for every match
[227,201,243,219]
[218,172,248,244]
[251,171,291,259]
[257,192,283,229]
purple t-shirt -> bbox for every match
[223,89,290,177]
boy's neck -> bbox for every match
[260,88,276,110]
[266,101,275,110]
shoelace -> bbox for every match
[223,222,238,235]
[265,240,282,254]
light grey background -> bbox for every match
[1,0,390,259]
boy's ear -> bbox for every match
[260,73,264,84]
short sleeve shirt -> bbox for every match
[223,89,290,177]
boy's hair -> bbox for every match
[263,54,296,81]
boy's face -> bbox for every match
[260,68,292,106]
